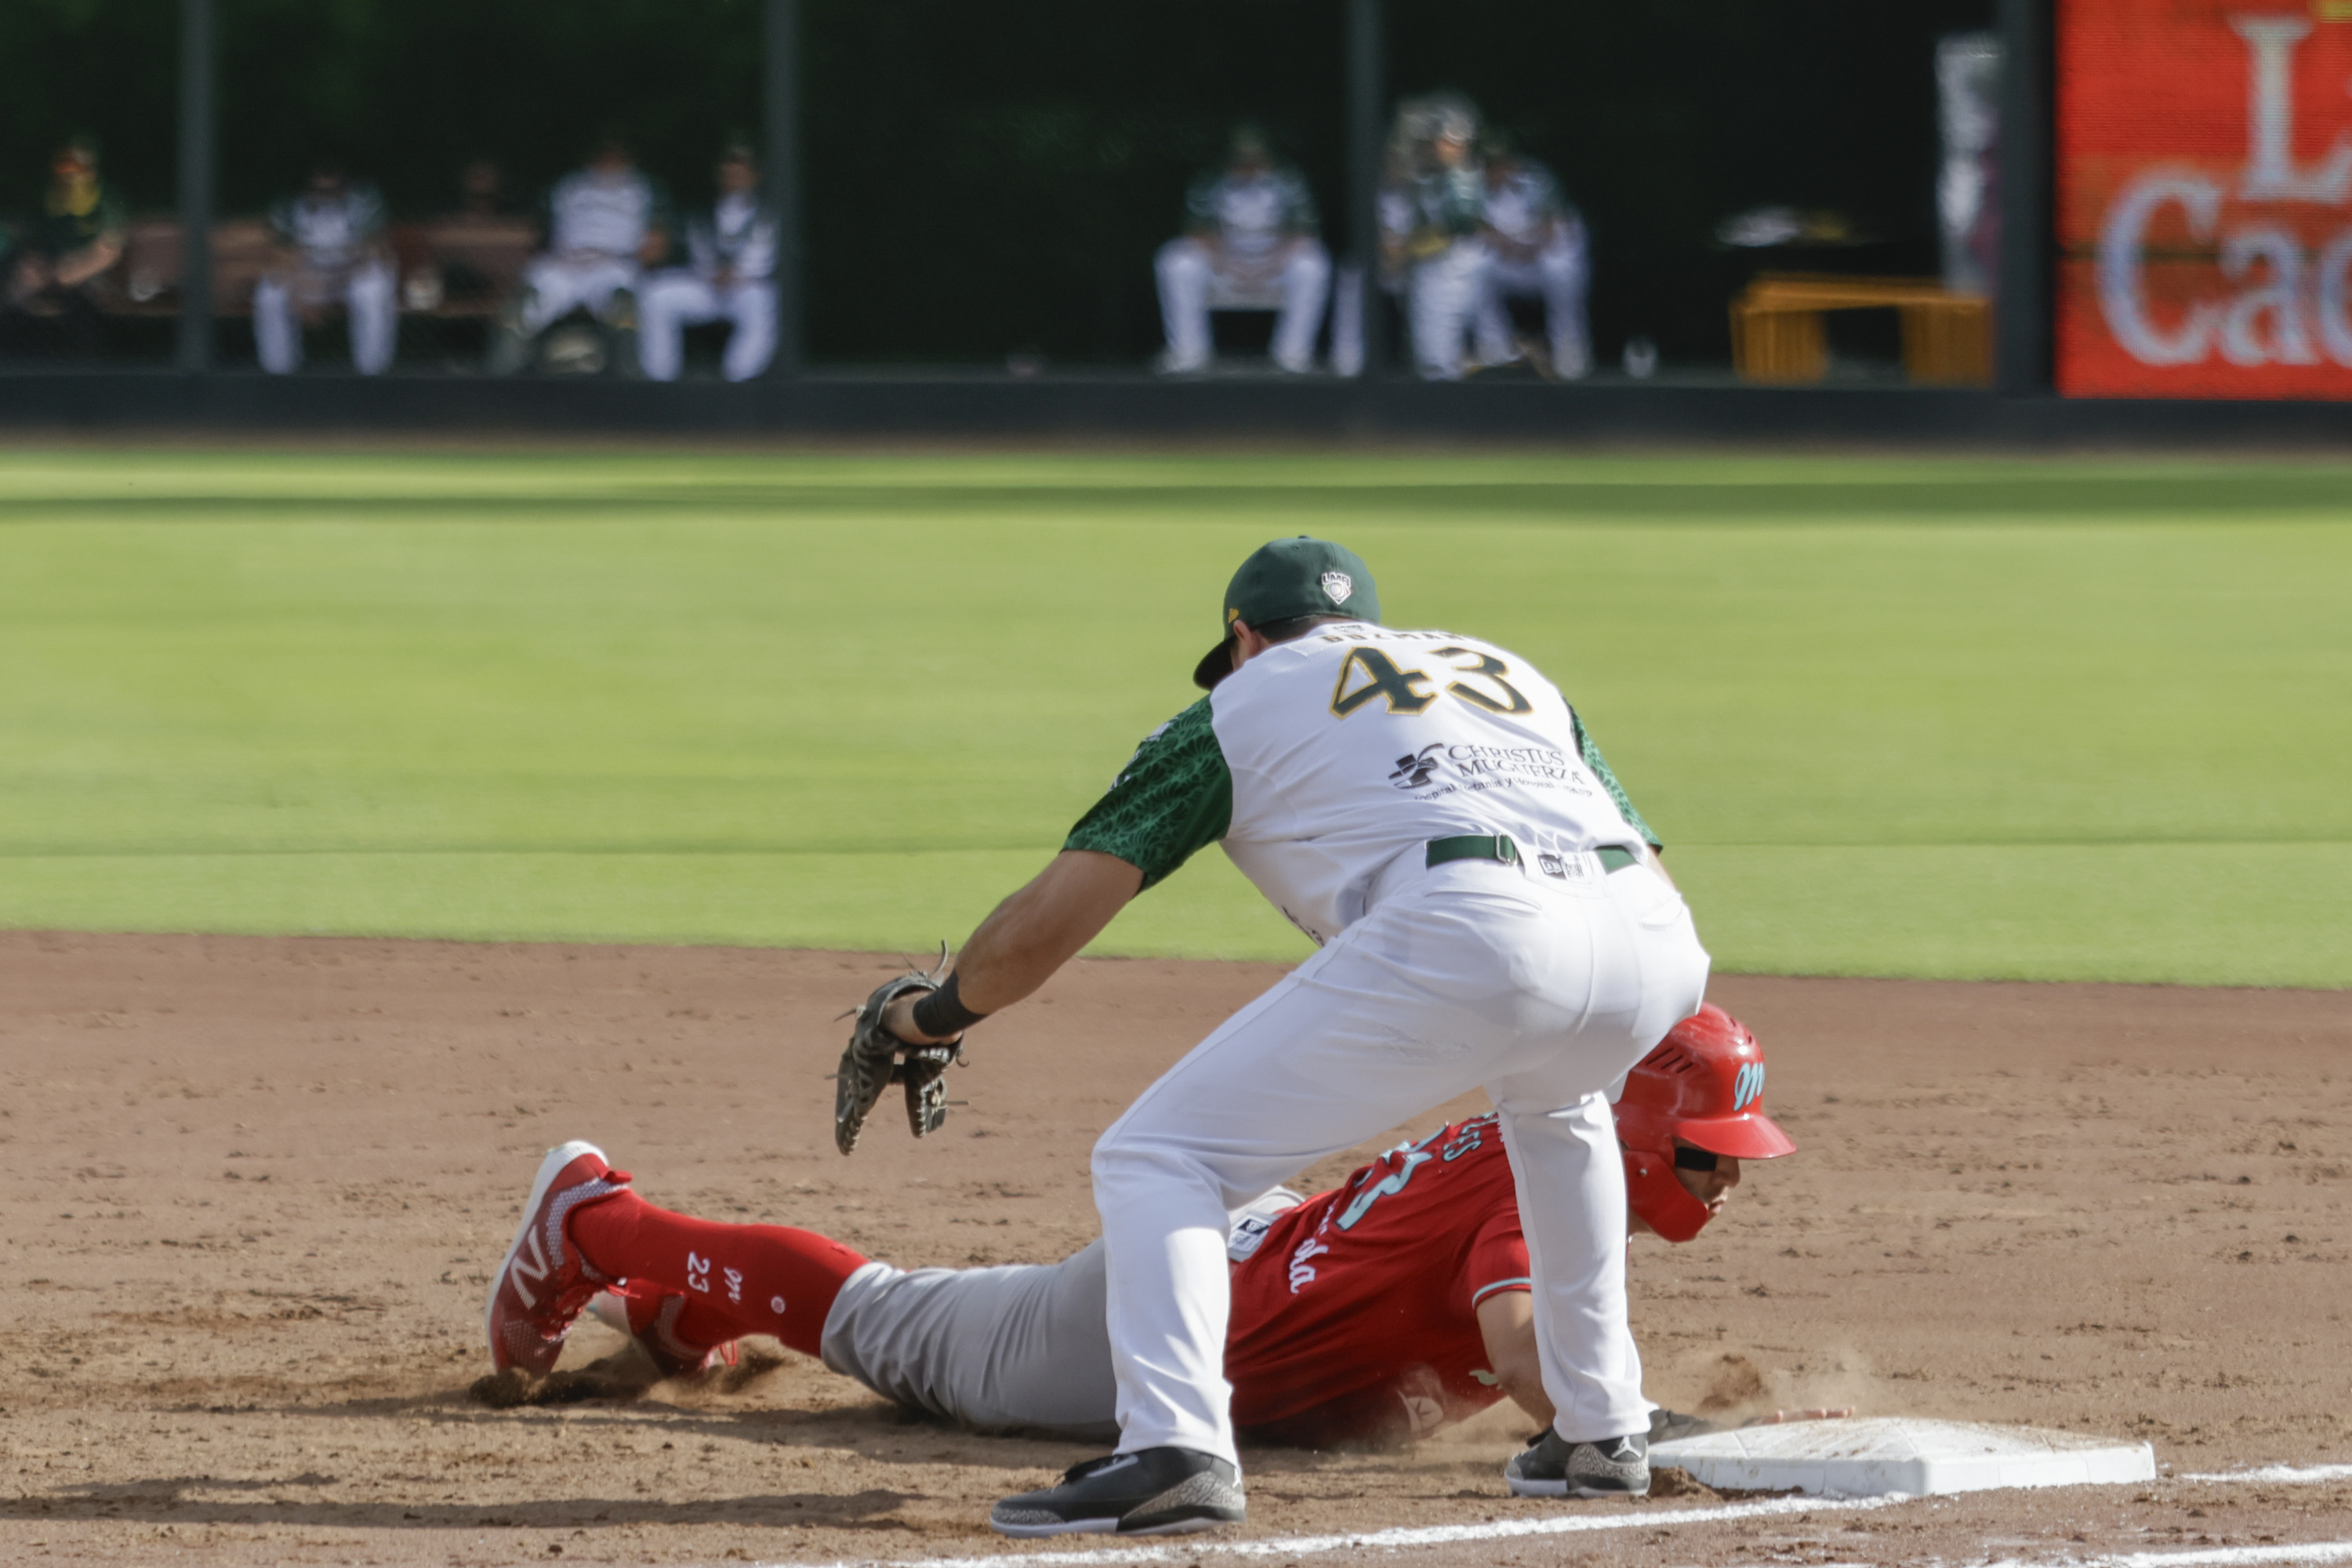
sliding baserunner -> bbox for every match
[485,1011,1793,1479]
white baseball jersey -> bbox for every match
[267,183,387,271]
[546,169,662,260]
[1481,162,1575,248]
[1185,167,1319,263]
[1065,621,1656,946]
[684,192,778,281]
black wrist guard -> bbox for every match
[910,972,987,1039]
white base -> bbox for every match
[1649,1416,2157,1498]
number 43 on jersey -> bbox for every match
[1330,645,1531,718]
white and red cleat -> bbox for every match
[588,1283,742,1378]
[484,1140,633,1374]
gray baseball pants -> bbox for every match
[817,1191,1300,1440]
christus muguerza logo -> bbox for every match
[1387,743,1443,789]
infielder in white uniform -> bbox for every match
[1474,132,1592,380]
[638,144,778,383]
[253,165,397,376]
[488,138,670,376]
[1154,125,1330,375]
[836,537,1711,1536]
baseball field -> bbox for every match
[2,446,2348,1567]
[1,448,2347,985]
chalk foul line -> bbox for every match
[776,1492,1901,1568]
[1987,1544,2352,1568]
[764,1456,2351,1568]
[2175,1465,2352,1486]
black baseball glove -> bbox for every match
[834,949,966,1156]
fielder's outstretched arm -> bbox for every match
[1475,1291,1554,1429]
[884,850,1143,1041]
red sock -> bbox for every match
[566,1189,866,1359]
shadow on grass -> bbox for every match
[8,476,2352,520]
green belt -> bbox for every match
[1425,834,1642,873]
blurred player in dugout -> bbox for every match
[1341,97,1592,382]
[488,135,670,376]
[254,162,397,376]
[637,143,779,383]
[1154,124,1330,376]
[1475,129,1592,380]
[482,1007,1832,1452]
[2,137,125,358]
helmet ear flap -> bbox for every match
[1624,1148,1713,1243]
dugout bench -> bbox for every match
[100,216,535,325]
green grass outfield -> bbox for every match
[0,448,2345,988]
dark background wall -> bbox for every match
[0,0,1991,368]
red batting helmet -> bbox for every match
[1616,1004,1796,1243]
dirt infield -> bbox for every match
[2,931,2347,1566]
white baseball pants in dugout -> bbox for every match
[1091,852,1709,1466]
[1154,238,1331,372]
[637,273,777,381]
[517,256,641,335]
[1406,240,1490,379]
[253,260,397,375]
[1477,237,1592,378]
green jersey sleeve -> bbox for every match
[1063,698,1232,890]
[1570,707,1662,851]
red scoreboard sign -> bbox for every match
[2059,0,2352,397]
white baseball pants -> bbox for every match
[253,260,397,376]
[1154,238,1330,373]
[517,255,640,335]
[638,272,777,382]
[1477,234,1592,378]
[1327,263,1405,379]
[1407,241,1491,380]
[1093,853,1709,1466]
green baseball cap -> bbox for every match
[1192,536,1381,689]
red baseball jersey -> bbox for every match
[1225,1113,1530,1448]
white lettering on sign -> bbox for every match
[2231,16,2352,201]
[2096,14,2352,368]
[2099,173,2223,365]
